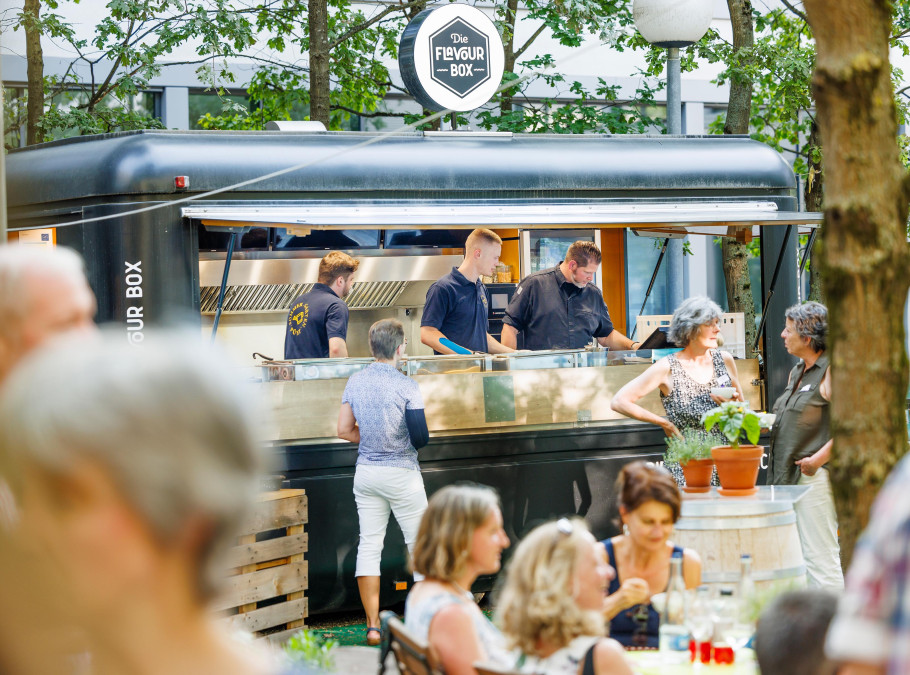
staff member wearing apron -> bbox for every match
[284,251,359,359]
[769,301,843,589]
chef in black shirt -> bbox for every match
[501,241,638,351]
[284,251,359,359]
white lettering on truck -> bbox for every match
[125,261,144,344]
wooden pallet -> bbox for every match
[213,489,308,644]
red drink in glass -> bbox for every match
[699,641,713,664]
[714,645,735,664]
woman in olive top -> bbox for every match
[769,301,843,589]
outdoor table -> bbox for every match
[626,648,758,674]
[673,485,810,590]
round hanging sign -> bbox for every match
[399,3,505,112]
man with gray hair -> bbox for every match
[0,245,96,382]
[0,330,300,674]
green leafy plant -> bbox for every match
[702,401,763,449]
[664,430,714,465]
[284,629,337,671]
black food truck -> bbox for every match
[6,129,819,614]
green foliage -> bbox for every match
[14,0,260,141]
[664,429,714,465]
[702,401,762,449]
[284,629,337,670]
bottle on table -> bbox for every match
[688,585,714,664]
[728,553,757,650]
[712,588,736,665]
[659,552,691,664]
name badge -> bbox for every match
[717,374,731,386]
[800,384,812,392]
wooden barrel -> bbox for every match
[671,486,808,591]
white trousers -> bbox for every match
[353,464,428,578]
[794,467,844,589]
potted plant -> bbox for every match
[664,430,715,493]
[701,401,765,495]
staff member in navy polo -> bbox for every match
[420,228,515,355]
[284,251,360,359]
[500,240,638,351]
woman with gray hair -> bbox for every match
[0,330,306,674]
[769,301,842,588]
[337,318,429,644]
[611,296,745,484]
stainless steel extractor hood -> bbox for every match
[199,255,461,314]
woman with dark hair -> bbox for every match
[405,484,512,675]
[602,462,701,648]
[769,301,842,589]
[337,318,430,644]
[611,296,746,485]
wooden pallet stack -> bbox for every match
[213,489,308,644]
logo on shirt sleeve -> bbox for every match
[289,302,309,337]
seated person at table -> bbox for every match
[755,589,838,675]
[602,462,701,648]
[496,518,633,675]
[405,484,513,675]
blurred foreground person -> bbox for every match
[0,245,96,382]
[826,453,910,675]
[0,245,97,673]
[0,330,305,674]
[497,518,632,675]
[406,484,512,675]
[754,588,838,675]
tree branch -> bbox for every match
[779,0,807,23]
[513,22,547,62]
[330,0,424,49]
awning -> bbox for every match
[182,200,822,236]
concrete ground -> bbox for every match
[334,645,397,674]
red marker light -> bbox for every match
[175,176,189,189]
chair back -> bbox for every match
[378,610,441,675]
[474,662,524,675]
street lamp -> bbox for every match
[632,0,713,311]
[632,0,714,134]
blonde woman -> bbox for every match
[405,484,512,675]
[497,519,632,675]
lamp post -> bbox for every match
[633,0,713,309]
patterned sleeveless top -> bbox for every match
[660,350,731,485]
[405,589,512,667]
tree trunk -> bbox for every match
[723,0,753,136]
[308,0,330,126]
[803,120,825,302]
[721,0,757,357]
[802,0,910,566]
[499,0,518,115]
[24,0,44,145]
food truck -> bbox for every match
[6,129,819,613]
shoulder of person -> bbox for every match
[430,598,478,635]
[592,637,628,673]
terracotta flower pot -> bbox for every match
[680,458,714,493]
[710,445,764,495]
